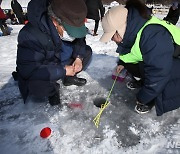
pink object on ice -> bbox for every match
[112,69,127,82]
[69,103,83,109]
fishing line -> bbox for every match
[93,72,119,128]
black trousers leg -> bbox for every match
[124,63,141,78]
[94,20,99,34]
[120,61,145,80]
[28,80,60,98]
[82,45,92,70]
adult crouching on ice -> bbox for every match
[100,0,180,116]
[13,0,92,106]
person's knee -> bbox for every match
[85,45,92,57]
[82,45,92,70]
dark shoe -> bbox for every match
[48,93,61,106]
[12,71,18,81]
[63,76,87,86]
[135,101,154,114]
[126,80,141,90]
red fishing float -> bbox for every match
[40,127,51,138]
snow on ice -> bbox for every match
[0,4,180,154]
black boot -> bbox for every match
[48,92,61,106]
[63,76,87,86]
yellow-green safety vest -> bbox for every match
[119,16,180,64]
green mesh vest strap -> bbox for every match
[120,16,180,64]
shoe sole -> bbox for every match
[126,82,136,90]
[63,83,86,86]
[134,105,150,114]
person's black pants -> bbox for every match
[28,80,60,98]
[120,60,145,80]
[82,45,93,70]
[94,20,99,34]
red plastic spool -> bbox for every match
[40,127,51,138]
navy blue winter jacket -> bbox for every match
[117,7,180,116]
[16,0,86,101]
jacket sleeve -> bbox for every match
[17,28,66,81]
[136,25,174,104]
